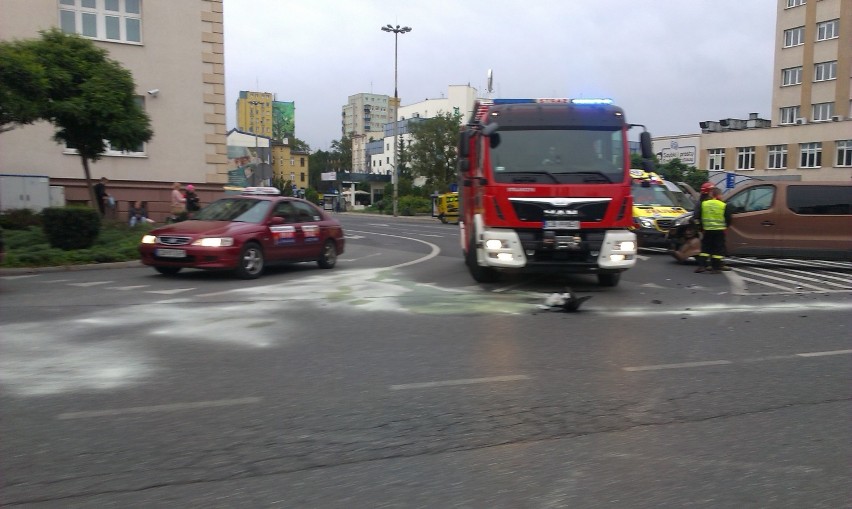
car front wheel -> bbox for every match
[317,240,337,269]
[235,242,264,279]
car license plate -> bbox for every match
[544,220,580,230]
[156,248,186,258]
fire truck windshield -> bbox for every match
[489,128,625,184]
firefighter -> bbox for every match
[695,187,732,274]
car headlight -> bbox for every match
[192,237,234,247]
[141,235,157,244]
[638,218,655,228]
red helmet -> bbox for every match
[700,182,714,194]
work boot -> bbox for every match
[694,266,707,273]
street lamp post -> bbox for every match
[381,23,411,217]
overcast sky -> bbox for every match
[223,1,777,152]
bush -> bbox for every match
[398,196,431,216]
[41,207,101,250]
[1,222,152,268]
[0,208,43,230]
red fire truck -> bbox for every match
[458,98,655,286]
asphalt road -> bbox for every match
[1,214,850,508]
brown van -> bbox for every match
[723,181,852,260]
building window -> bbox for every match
[786,0,805,7]
[812,102,834,122]
[814,61,837,82]
[708,149,725,171]
[767,145,788,169]
[817,19,838,41]
[59,0,142,43]
[836,140,852,167]
[781,67,802,86]
[290,172,295,182]
[783,26,805,47]
[290,158,295,166]
[737,147,756,170]
[799,142,822,168]
[300,172,306,182]
[300,157,305,167]
[780,106,800,124]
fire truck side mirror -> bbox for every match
[489,133,501,149]
[458,158,470,173]
[639,131,653,159]
[458,131,471,158]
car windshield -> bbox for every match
[631,183,682,207]
[192,198,272,223]
[490,128,624,184]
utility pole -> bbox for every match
[381,24,411,217]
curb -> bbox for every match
[0,260,143,276]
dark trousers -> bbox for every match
[697,229,726,269]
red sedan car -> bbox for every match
[139,187,345,279]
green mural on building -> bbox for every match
[272,101,295,142]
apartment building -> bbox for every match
[694,0,851,181]
[0,0,228,219]
[369,85,479,175]
[342,93,396,173]
[235,91,273,138]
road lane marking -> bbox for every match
[145,288,194,295]
[390,374,530,391]
[623,360,732,372]
[625,349,852,372]
[57,397,262,420]
[797,349,852,358]
[348,229,440,270]
[1,274,38,280]
[107,285,150,291]
[69,281,113,287]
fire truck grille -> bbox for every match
[511,200,609,222]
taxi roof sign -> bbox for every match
[241,186,281,195]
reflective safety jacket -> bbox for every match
[700,199,728,231]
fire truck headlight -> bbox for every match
[484,239,506,250]
[496,252,514,262]
[610,254,626,262]
[616,240,635,252]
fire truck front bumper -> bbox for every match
[477,228,637,271]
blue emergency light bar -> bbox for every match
[488,98,613,105]
[571,98,614,105]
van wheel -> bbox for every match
[439,214,448,224]
[317,240,337,269]
[235,242,264,279]
[465,234,500,283]
[154,266,181,276]
[598,273,621,287]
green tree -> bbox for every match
[330,134,353,171]
[6,29,152,214]
[407,111,462,192]
[0,39,49,132]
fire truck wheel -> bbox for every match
[465,235,500,283]
[597,272,621,287]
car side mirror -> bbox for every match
[269,216,285,225]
